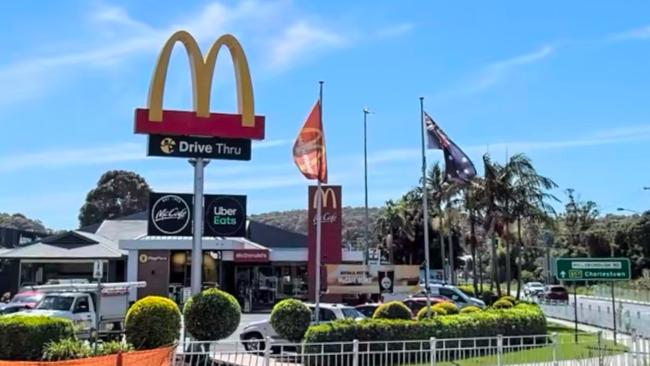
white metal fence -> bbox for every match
[174,332,650,366]
[591,285,650,304]
[540,301,650,338]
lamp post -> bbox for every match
[363,107,371,265]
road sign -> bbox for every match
[555,258,631,281]
[148,134,251,160]
[93,260,103,280]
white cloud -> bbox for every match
[374,23,415,39]
[439,45,555,98]
[608,25,650,41]
[364,123,650,165]
[266,21,347,69]
[253,138,292,150]
[0,143,145,172]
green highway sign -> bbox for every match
[555,258,631,281]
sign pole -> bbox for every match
[190,158,208,295]
[419,97,432,315]
[314,81,324,324]
[611,281,617,344]
[574,284,578,344]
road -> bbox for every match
[536,294,650,337]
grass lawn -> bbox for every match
[408,324,626,366]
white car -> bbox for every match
[523,282,545,297]
[240,303,365,351]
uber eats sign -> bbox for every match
[148,192,246,237]
[204,195,247,237]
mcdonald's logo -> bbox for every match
[134,30,265,140]
[313,187,338,209]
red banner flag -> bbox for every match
[293,101,327,183]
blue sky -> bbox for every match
[1,1,650,230]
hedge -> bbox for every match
[434,301,459,315]
[372,301,412,320]
[416,305,446,320]
[492,299,514,309]
[459,306,481,314]
[304,303,546,343]
[184,288,241,341]
[125,296,181,350]
[500,295,517,304]
[0,315,74,361]
[270,299,311,342]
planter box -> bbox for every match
[0,346,174,366]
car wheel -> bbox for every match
[243,333,265,353]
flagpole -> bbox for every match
[314,81,324,324]
[419,97,432,315]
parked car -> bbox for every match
[355,303,381,318]
[6,291,45,310]
[0,303,30,316]
[240,303,365,352]
[523,282,545,297]
[543,285,569,302]
[421,284,487,309]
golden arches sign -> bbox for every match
[313,187,338,209]
[134,30,265,140]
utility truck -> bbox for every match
[20,282,146,339]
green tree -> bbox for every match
[0,213,49,233]
[78,170,152,227]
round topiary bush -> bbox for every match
[435,301,459,315]
[492,299,514,309]
[500,295,517,304]
[459,305,481,314]
[416,305,445,320]
[0,315,74,361]
[184,288,241,341]
[270,299,312,342]
[125,296,181,350]
[372,301,413,320]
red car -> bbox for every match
[9,291,45,309]
[402,296,449,315]
[543,285,569,302]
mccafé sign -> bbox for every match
[311,187,338,225]
[134,31,265,140]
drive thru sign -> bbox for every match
[555,258,631,281]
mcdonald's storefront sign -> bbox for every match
[134,31,265,140]
[307,185,342,300]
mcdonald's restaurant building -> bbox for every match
[111,186,357,311]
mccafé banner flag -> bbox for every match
[293,101,327,183]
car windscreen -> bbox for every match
[341,307,365,319]
[550,287,566,292]
[36,296,74,311]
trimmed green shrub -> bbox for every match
[270,299,312,342]
[492,299,514,309]
[184,288,241,341]
[96,341,133,356]
[416,305,446,320]
[0,315,74,361]
[42,338,92,361]
[457,285,476,297]
[305,303,546,343]
[434,301,459,315]
[125,296,181,350]
[459,306,481,314]
[499,295,517,304]
[373,301,413,320]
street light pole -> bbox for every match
[363,107,370,265]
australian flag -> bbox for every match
[424,112,477,184]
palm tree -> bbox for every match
[462,178,485,295]
[481,153,556,296]
[426,162,459,282]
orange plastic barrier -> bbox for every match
[0,346,175,366]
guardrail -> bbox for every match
[592,285,650,305]
[539,300,650,338]
[175,332,649,366]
